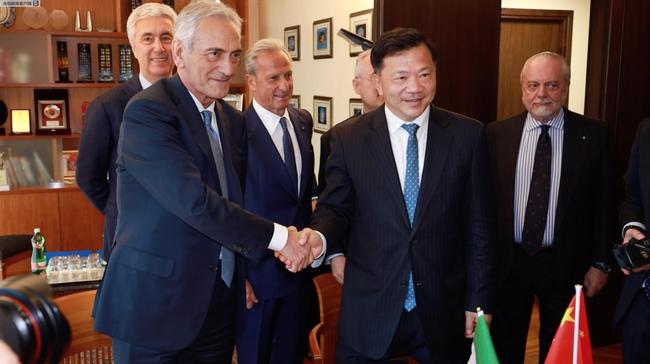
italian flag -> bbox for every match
[544,285,593,364]
[473,309,500,364]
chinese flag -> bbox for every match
[544,285,593,364]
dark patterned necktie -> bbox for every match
[279,117,298,196]
[521,124,552,256]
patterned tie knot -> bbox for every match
[279,116,288,129]
[201,110,212,128]
[402,123,419,136]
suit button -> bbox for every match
[209,264,220,272]
[415,282,423,287]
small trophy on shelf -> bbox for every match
[56,41,70,83]
[118,44,133,82]
[74,10,92,32]
[77,43,93,83]
[97,44,114,83]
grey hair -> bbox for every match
[520,51,571,83]
[354,50,372,78]
[127,3,177,45]
[175,0,242,51]
[244,38,291,75]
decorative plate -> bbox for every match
[0,7,16,29]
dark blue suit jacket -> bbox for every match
[76,76,142,258]
[242,105,315,299]
[94,75,275,350]
[311,105,495,361]
[615,117,650,325]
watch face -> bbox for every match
[43,104,61,119]
[0,7,16,29]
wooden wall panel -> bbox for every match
[0,191,62,250]
[58,190,104,251]
[374,0,501,123]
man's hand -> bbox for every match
[244,279,259,309]
[298,228,324,259]
[583,266,608,297]
[331,255,346,284]
[275,226,313,272]
[464,311,491,339]
[621,228,648,275]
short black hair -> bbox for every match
[371,27,438,73]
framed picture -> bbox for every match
[289,95,301,109]
[223,93,244,111]
[349,9,373,56]
[349,98,363,117]
[62,150,78,178]
[313,17,333,59]
[284,25,300,61]
[33,89,70,135]
[313,96,332,133]
[10,109,31,135]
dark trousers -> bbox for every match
[336,308,434,364]
[622,289,650,364]
[236,284,305,364]
[112,276,236,363]
[492,244,573,364]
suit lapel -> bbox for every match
[412,106,451,231]
[289,108,312,198]
[245,106,297,197]
[497,114,526,240]
[167,76,222,192]
[366,107,411,229]
[554,110,589,233]
[215,101,243,203]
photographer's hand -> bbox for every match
[621,228,648,275]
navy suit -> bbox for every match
[76,76,142,259]
[94,75,275,356]
[311,105,494,362]
[236,105,316,364]
[615,117,650,364]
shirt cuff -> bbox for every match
[326,253,344,265]
[268,223,288,251]
[623,222,647,237]
[310,231,327,268]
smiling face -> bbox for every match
[173,15,242,107]
[375,43,436,122]
[520,56,569,123]
[130,16,175,82]
[246,49,293,116]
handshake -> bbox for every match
[275,227,324,273]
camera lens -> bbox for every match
[0,275,70,364]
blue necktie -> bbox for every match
[201,110,234,287]
[402,123,419,311]
[279,117,298,196]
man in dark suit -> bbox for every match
[486,52,616,363]
[93,3,322,362]
[318,49,383,284]
[76,3,176,260]
[301,28,495,363]
[614,117,650,364]
[236,38,317,364]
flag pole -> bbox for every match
[573,285,582,364]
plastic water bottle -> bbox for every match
[31,228,46,274]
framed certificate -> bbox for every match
[34,89,71,135]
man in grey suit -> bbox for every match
[76,3,176,260]
[302,27,495,363]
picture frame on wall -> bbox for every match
[313,96,332,133]
[349,9,373,56]
[289,95,301,109]
[349,98,363,117]
[33,89,71,135]
[62,150,78,178]
[284,25,300,61]
[313,17,333,59]
[223,93,244,111]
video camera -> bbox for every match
[613,238,650,270]
[0,275,70,364]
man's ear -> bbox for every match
[245,73,256,94]
[172,41,184,69]
[372,73,383,96]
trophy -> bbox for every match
[74,10,92,32]
[119,44,134,82]
[56,41,70,83]
[97,44,114,83]
[77,43,93,83]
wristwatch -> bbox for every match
[592,261,611,273]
